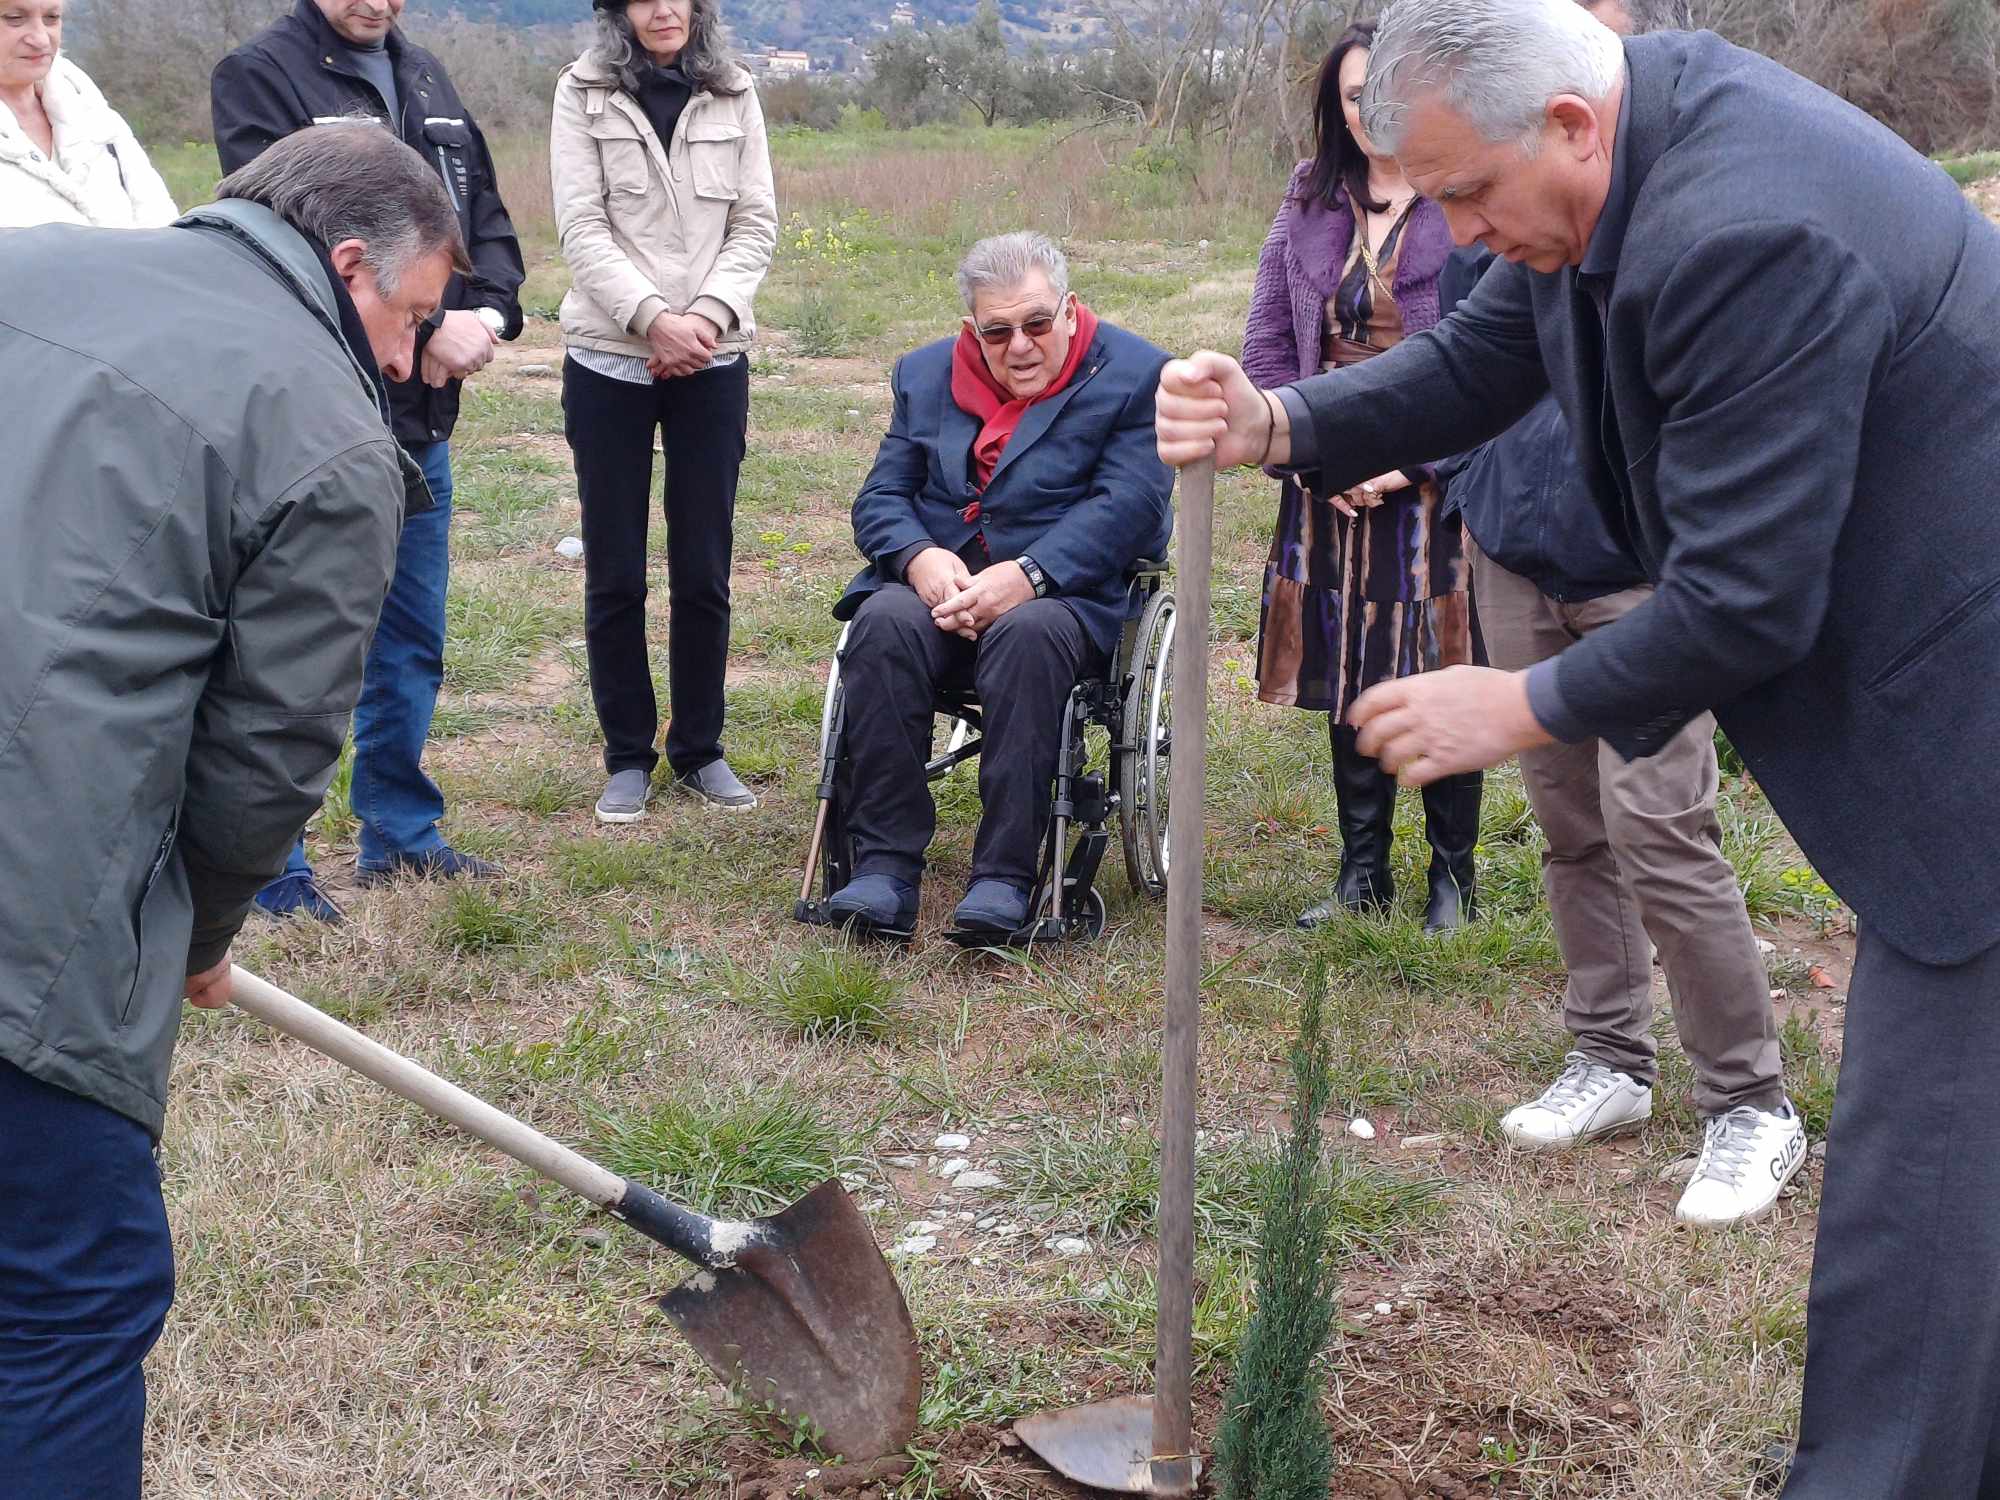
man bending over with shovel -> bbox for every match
[0,123,466,1498]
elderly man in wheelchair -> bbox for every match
[796,231,1176,943]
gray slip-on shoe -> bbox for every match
[675,758,758,810]
[595,768,653,824]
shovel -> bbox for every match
[226,967,922,1461]
[1014,455,1214,1495]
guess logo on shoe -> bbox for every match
[1769,1131,1807,1181]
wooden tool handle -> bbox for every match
[228,966,627,1208]
[1152,455,1213,1497]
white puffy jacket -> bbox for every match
[0,59,178,229]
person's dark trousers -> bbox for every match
[563,355,749,779]
[837,585,1097,889]
[259,438,456,890]
[0,1061,175,1500]
[1780,933,2000,1499]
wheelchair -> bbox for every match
[792,563,1178,945]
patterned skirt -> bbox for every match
[1255,475,1480,718]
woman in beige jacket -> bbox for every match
[550,0,776,822]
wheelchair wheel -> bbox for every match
[1118,588,1176,899]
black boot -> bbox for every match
[1420,770,1482,934]
[1299,721,1396,928]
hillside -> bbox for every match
[437,0,1097,57]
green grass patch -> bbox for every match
[1780,1011,1840,1138]
[431,883,544,955]
[1940,149,2000,185]
[593,1088,857,1217]
[442,584,565,693]
[730,946,903,1042]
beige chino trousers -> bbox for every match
[1471,540,1784,1115]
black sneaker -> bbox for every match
[674,758,757,810]
[355,846,504,887]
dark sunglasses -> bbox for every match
[973,296,1069,346]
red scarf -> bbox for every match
[950,299,1100,495]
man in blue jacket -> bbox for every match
[826,231,1173,938]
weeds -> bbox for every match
[594,1088,857,1217]
[733,946,903,1042]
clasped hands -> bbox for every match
[1153,348,1555,785]
[906,546,1034,640]
[645,309,724,379]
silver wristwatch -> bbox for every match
[475,306,506,338]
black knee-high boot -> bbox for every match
[1298,718,1397,928]
[1420,770,1482,933]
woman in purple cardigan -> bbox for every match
[1242,21,1482,934]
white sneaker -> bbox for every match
[1675,1102,1808,1228]
[1501,1052,1653,1150]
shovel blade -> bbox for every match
[1015,1395,1201,1494]
[658,1179,920,1461]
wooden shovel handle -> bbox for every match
[1152,455,1213,1497]
[229,966,627,1208]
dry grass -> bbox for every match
[134,125,1903,1500]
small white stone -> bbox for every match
[971,1256,985,1266]
[1374,1302,1393,1317]
[845,408,861,417]
[1197,238,1210,250]
[976,1216,1000,1230]
[1045,1235,1091,1257]
[905,1219,943,1235]
[554,536,585,560]
[953,1170,1004,1191]
[955,1211,977,1223]
[889,1234,936,1257]
[839,1171,867,1189]
[1755,938,1777,956]
[1347,1118,1377,1140]
[1118,1115,1137,1129]
[883,1154,920,1169]
[860,1198,887,1213]
[934,1132,972,1151]
[994,1224,1024,1239]
[936,1157,970,1179]
[518,362,555,377]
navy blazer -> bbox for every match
[836,323,1175,659]
[1286,30,2000,965]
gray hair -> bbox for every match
[587,0,744,99]
[1360,0,1626,155]
[216,121,468,294]
[955,231,1069,312]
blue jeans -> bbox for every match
[260,441,453,893]
[0,1061,175,1500]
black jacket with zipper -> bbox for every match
[211,0,526,448]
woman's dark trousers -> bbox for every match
[563,355,749,778]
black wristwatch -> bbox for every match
[1017,554,1049,597]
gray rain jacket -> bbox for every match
[0,200,408,1134]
